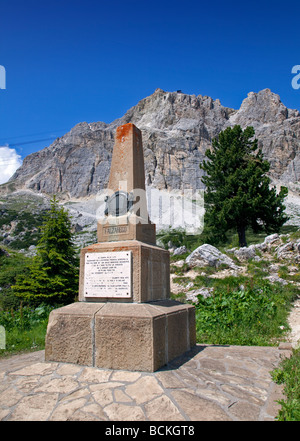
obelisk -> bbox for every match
[45,123,196,371]
[97,123,156,245]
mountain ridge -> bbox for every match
[6,88,300,200]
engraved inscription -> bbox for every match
[84,251,132,298]
[103,226,129,235]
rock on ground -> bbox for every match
[185,244,239,270]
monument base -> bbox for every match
[45,300,196,372]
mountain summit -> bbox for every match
[9,88,300,199]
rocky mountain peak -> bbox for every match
[113,88,234,132]
[229,88,299,128]
[5,88,300,199]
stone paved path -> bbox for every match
[0,344,290,421]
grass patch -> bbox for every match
[271,347,300,421]
[194,277,298,346]
[247,259,270,278]
[172,276,192,285]
[0,303,55,357]
[277,266,300,283]
[0,248,57,356]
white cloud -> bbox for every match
[0,146,23,185]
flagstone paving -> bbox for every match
[0,344,291,421]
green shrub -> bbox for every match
[12,196,79,305]
[0,303,55,356]
[0,247,32,310]
[271,347,300,421]
[0,303,54,331]
[194,278,296,346]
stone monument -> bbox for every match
[45,123,196,372]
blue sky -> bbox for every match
[0,0,300,181]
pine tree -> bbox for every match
[13,196,79,305]
[200,125,288,247]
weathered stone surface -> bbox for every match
[144,395,185,421]
[170,389,231,421]
[8,362,57,376]
[97,123,156,244]
[110,370,141,382]
[125,376,164,404]
[8,393,59,421]
[234,245,257,261]
[185,287,214,303]
[45,300,195,372]
[45,302,104,365]
[103,403,145,421]
[228,401,261,421]
[263,233,280,244]
[49,398,88,421]
[113,390,133,403]
[94,301,196,371]
[7,88,300,199]
[173,245,187,256]
[91,388,114,407]
[34,377,79,394]
[276,241,294,259]
[185,243,238,269]
[78,367,111,383]
[0,344,288,421]
[94,303,164,371]
[0,387,23,407]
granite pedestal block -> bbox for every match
[45,301,196,372]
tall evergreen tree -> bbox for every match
[200,125,288,247]
[13,196,79,305]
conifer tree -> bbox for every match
[200,125,288,247]
[13,196,79,305]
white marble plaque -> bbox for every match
[84,251,132,298]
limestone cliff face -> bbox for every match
[227,89,300,188]
[9,88,300,199]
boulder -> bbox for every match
[276,242,294,259]
[295,240,300,253]
[265,274,289,285]
[263,233,280,244]
[173,245,187,256]
[185,244,238,269]
[234,245,257,261]
[171,259,185,267]
[186,287,214,303]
